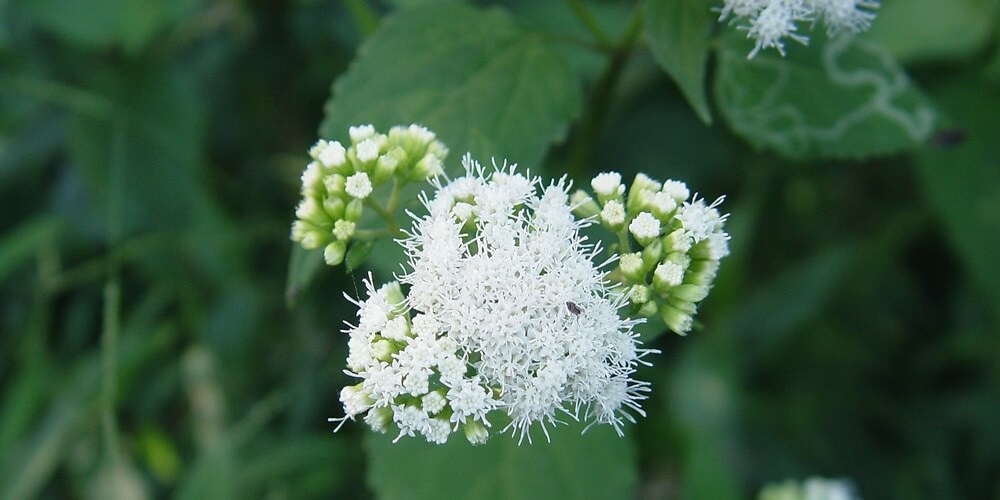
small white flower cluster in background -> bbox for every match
[573,172,730,335]
[332,155,655,445]
[758,477,860,500]
[717,0,879,58]
[291,124,448,265]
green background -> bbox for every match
[1,0,998,498]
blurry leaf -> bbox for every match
[69,63,213,236]
[0,215,60,282]
[915,81,1000,316]
[671,340,740,500]
[321,3,582,168]
[643,0,715,124]
[714,34,937,159]
[0,361,52,453]
[366,420,636,500]
[238,437,353,498]
[285,246,324,307]
[172,445,237,500]
[345,239,374,273]
[0,396,85,500]
[726,244,855,344]
[136,427,181,484]
[862,0,999,64]
[14,0,197,54]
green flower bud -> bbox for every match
[371,338,394,362]
[619,252,646,283]
[344,198,364,222]
[570,190,600,219]
[324,174,346,196]
[463,421,490,445]
[660,303,693,335]
[323,197,346,220]
[636,300,658,317]
[324,241,346,265]
[641,239,663,269]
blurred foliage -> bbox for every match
[1,0,998,499]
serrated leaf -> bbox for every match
[320,3,582,169]
[915,81,1000,317]
[345,239,374,272]
[714,34,937,160]
[365,420,636,500]
[643,0,715,124]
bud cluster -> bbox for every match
[574,173,730,335]
[290,124,448,265]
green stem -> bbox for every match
[365,198,399,234]
[565,0,614,49]
[101,116,126,468]
[565,7,645,180]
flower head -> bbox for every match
[717,0,879,58]
[332,155,654,444]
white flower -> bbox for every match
[349,124,375,143]
[600,199,626,228]
[345,172,373,199]
[662,180,690,202]
[591,172,624,198]
[332,220,355,241]
[629,212,661,243]
[718,0,879,58]
[676,196,728,244]
[333,154,654,444]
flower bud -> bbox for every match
[324,174,346,196]
[629,212,661,246]
[570,190,600,219]
[333,220,356,241]
[641,239,663,269]
[364,406,392,433]
[591,172,624,204]
[660,303,693,335]
[323,197,346,220]
[629,284,651,304]
[636,300,658,317]
[463,421,490,445]
[670,283,709,303]
[324,241,346,265]
[619,252,646,283]
[371,338,394,362]
[600,200,627,231]
[344,198,364,222]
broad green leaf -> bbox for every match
[14,0,197,54]
[643,0,716,124]
[320,3,582,169]
[69,63,213,237]
[915,81,1000,317]
[714,34,937,160]
[862,0,999,64]
[366,420,636,500]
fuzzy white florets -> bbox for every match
[332,154,654,444]
[718,0,879,58]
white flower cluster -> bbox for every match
[718,0,879,58]
[333,155,654,445]
[291,124,448,265]
[759,477,859,500]
[573,173,730,335]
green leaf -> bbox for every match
[320,3,582,169]
[714,34,937,160]
[285,246,324,307]
[0,215,60,282]
[345,239,375,273]
[643,0,716,124]
[69,63,213,237]
[366,420,636,500]
[862,0,999,64]
[915,80,1000,317]
[14,0,197,54]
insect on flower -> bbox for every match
[566,301,582,315]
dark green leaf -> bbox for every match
[285,246,324,307]
[862,0,999,63]
[69,63,213,236]
[0,215,60,282]
[714,34,937,159]
[915,81,1000,317]
[14,0,197,54]
[366,420,636,500]
[321,3,582,168]
[643,0,716,124]
[345,239,375,273]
